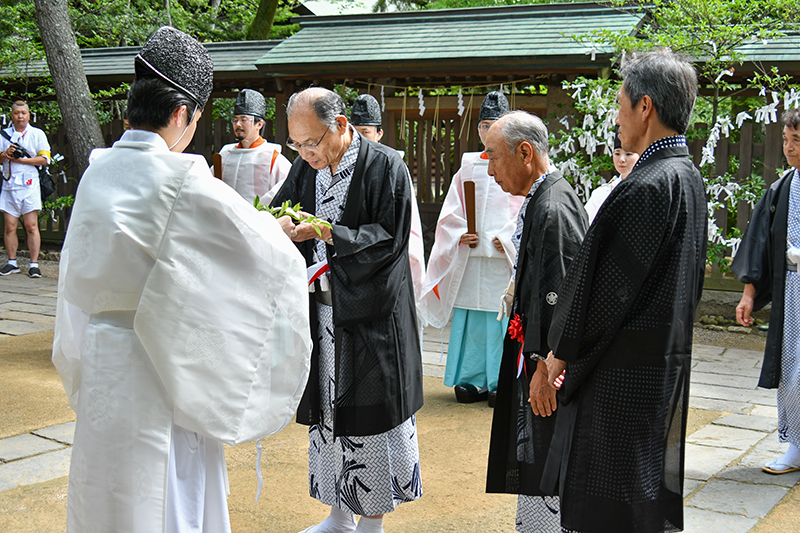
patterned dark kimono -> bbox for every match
[271,134,424,514]
[544,141,707,533]
[730,169,795,389]
[731,168,800,450]
[486,171,588,530]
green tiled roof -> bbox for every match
[2,41,279,83]
[256,3,644,77]
[737,32,800,64]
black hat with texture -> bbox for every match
[350,94,382,127]
[134,26,213,109]
[234,89,266,121]
[479,91,510,122]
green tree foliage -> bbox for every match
[580,0,800,123]
[555,0,800,269]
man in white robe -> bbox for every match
[217,89,291,206]
[52,27,311,533]
[420,91,523,405]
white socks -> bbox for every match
[8,259,17,267]
[302,507,356,533]
[355,517,384,533]
[776,443,800,467]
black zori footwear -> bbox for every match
[455,384,488,403]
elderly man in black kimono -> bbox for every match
[485,110,588,533]
[732,108,800,475]
[271,87,423,533]
[543,49,707,533]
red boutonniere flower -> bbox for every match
[508,314,526,378]
[508,314,524,342]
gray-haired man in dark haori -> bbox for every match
[542,49,707,532]
[272,87,423,533]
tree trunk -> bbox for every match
[34,0,105,178]
[247,0,279,40]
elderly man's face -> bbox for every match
[288,104,348,171]
[485,124,531,196]
[615,83,646,155]
[785,124,800,170]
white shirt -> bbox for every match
[0,124,51,189]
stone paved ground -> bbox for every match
[0,271,797,531]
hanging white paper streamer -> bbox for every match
[254,439,264,503]
[380,85,386,112]
[500,83,504,93]
[418,89,426,117]
[457,88,465,117]
[785,88,800,110]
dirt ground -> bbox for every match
[1,330,797,532]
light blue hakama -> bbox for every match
[445,307,508,392]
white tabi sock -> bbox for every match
[300,506,356,533]
[354,516,384,533]
[777,443,800,467]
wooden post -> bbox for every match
[737,122,754,232]
[764,121,783,186]
[464,180,476,248]
[275,88,291,158]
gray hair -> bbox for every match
[783,108,800,130]
[286,88,347,131]
[496,111,549,157]
[620,49,698,135]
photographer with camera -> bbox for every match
[0,100,50,278]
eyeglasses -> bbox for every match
[232,116,254,125]
[286,128,328,152]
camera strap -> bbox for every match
[1,127,44,180]
[0,128,11,181]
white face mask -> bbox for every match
[169,103,199,151]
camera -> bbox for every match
[10,142,28,159]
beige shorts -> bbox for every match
[0,186,41,218]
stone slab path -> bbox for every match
[0,272,796,532]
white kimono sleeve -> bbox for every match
[134,172,311,445]
[51,249,90,410]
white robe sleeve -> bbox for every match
[51,249,90,411]
[418,168,471,328]
[134,166,311,445]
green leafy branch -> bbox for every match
[253,198,332,237]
